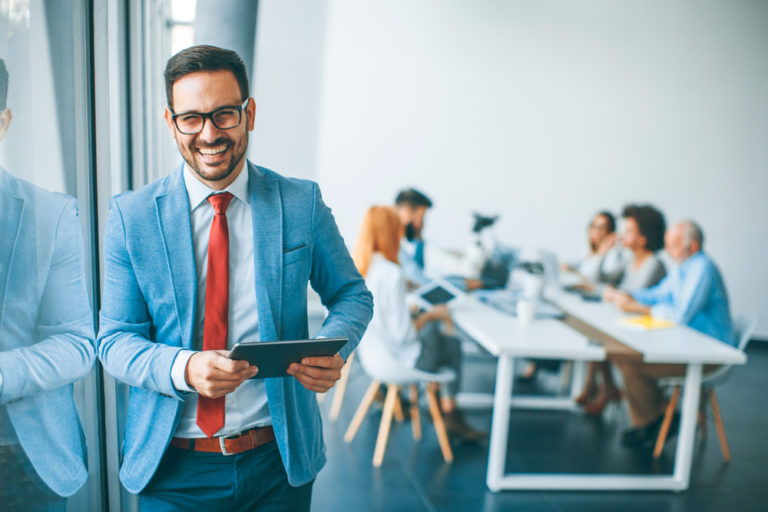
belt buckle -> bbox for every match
[219,433,239,456]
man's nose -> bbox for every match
[198,117,225,142]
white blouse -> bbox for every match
[362,253,421,368]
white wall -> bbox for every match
[249,0,329,180]
[254,0,768,336]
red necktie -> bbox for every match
[197,192,234,438]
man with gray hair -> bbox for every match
[605,220,735,447]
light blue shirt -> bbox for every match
[632,251,735,346]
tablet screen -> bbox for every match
[421,286,456,305]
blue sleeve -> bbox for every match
[0,198,95,403]
[96,199,186,400]
[646,259,714,324]
[308,184,373,361]
[632,274,674,307]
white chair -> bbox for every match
[343,334,456,467]
[653,315,757,460]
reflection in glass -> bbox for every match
[0,2,96,509]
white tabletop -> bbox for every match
[545,288,747,365]
[451,297,605,361]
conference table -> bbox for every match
[450,287,747,492]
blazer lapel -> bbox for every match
[248,164,283,341]
[0,172,23,326]
[155,167,197,349]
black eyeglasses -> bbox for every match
[170,98,250,135]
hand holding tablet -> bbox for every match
[228,337,348,380]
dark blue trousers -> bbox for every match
[139,441,313,512]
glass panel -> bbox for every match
[0,0,102,510]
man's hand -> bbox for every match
[602,285,618,302]
[185,350,258,399]
[613,293,652,315]
[287,353,344,393]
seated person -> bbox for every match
[527,210,622,381]
[394,189,432,288]
[577,204,667,414]
[353,206,484,441]
[606,221,734,446]
[562,210,625,287]
[394,188,483,291]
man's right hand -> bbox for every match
[185,350,258,399]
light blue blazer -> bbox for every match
[97,162,373,494]
[0,168,95,497]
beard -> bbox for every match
[176,131,248,184]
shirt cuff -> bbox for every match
[171,350,196,393]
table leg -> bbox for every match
[672,363,702,491]
[487,354,514,492]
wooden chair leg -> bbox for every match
[344,380,381,443]
[426,383,453,463]
[710,390,731,462]
[410,384,422,440]
[393,392,405,423]
[373,384,399,467]
[329,351,355,421]
[653,386,680,458]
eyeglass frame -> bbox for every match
[169,98,251,135]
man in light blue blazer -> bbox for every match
[0,57,95,509]
[97,45,372,511]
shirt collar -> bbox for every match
[183,162,250,211]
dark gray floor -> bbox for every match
[311,340,768,512]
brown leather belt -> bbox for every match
[170,426,275,456]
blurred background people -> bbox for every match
[607,221,734,446]
[562,210,624,288]
[577,204,668,415]
[353,206,484,442]
[394,189,432,288]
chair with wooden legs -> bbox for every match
[653,315,756,460]
[343,336,456,467]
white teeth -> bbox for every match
[198,146,227,156]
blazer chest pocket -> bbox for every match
[283,243,308,266]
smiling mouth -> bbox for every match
[197,144,229,156]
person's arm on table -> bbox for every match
[642,259,712,324]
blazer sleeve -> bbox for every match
[308,184,373,361]
[0,198,95,404]
[97,199,187,400]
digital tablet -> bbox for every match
[413,279,464,310]
[228,337,348,379]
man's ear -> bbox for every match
[245,98,256,131]
[163,107,177,136]
[0,108,13,141]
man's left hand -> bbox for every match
[287,353,345,393]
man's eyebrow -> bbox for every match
[173,103,242,115]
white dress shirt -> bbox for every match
[170,164,271,438]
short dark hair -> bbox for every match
[395,188,432,208]
[164,45,249,109]
[622,204,666,252]
[595,211,616,233]
[0,58,8,110]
